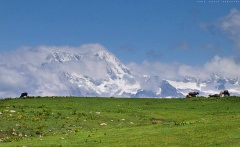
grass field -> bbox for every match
[0,96,240,146]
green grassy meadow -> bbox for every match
[0,96,240,146]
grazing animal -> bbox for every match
[219,90,230,97]
[208,94,221,97]
[20,92,28,98]
[186,92,199,98]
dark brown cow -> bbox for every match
[219,90,230,97]
[186,92,199,98]
[208,94,221,97]
[20,92,28,98]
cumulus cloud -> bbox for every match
[128,55,240,81]
[0,54,68,97]
[216,8,240,49]
[204,56,240,78]
[0,44,109,98]
[128,61,208,80]
[199,8,240,54]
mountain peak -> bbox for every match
[46,52,82,63]
[3,44,240,98]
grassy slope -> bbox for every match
[0,97,240,146]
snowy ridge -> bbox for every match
[167,74,240,97]
[3,44,240,98]
[46,48,141,97]
[39,48,240,98]
[49,52,82,63]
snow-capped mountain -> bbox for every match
[133,75,184,98]
[167,74,240,97]
[40,46,142,97]
[38,45,184,98]
[1,44,239,98]
[31,46,240,98]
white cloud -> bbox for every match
[217,8,240,49]
[128,55,240,82]
[128,61,209,80]
[0,44,109,98]
[204,56,240,78]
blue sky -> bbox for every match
[0,0,239,65]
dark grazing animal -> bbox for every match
[188,92,199,97]
[186,92,199,98]
[219,90,230,97]
[208,94,221,97]
[20,92,28,98]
